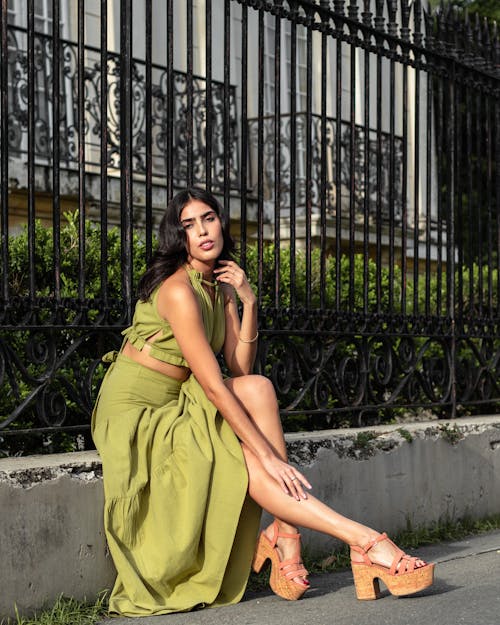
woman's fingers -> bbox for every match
[273,464,312,501]
[285,469,312,501]
[214,260,245,285]
[214,261,255,302]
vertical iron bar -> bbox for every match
[274,5,281,309]
[374,1,384,313]
[100,0,109,310]
[52,0,61,305]
[388,51,395,313]
[348,30,356,312]
[77,0,86,307]
[413,59,421,315]
[375,48,382,312]
[166,0,174,200]
[400,0,411,316]
[424,71,432,318]
[319,14,328,309]
[0,0,8,306]
[485,90,493,317]
[186,0,194,187]
[362,31,370,316]
[455,72,464,320]
[205,0,213,193]
[223,0,231,215]
[257,7,264,306]
[305,12,312,309]
[401,48,409,316]
[476,84,484,317]
[120,0,133,323]
[239,3,248,269]
[496,89,500,319]
[447,61,456,418]
[465,82,474,314]
[28,0,36,303]
[145,0,153,263]
[335,31,343,311]
[434,71,442,316]
[290,10,297,309]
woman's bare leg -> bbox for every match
[242,444,426,569]
[225,375,425,570]
[225,375,309,585]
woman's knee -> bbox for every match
[228,374,276,402]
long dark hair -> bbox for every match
[137,187,235,301]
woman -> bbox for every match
[92,187,434,616]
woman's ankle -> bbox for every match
[349,529,380,551]
[275,519,299,535]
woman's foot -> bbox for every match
[252,520,309,600]
[263,521,309,588]
[349,532,434,600]
[350,531,427,570]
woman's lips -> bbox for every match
[199,241,214,250]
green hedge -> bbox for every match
[0,213,497,455]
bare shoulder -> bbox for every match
[156,267,197,319]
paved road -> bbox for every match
[98,530,500,625]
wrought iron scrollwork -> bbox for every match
[254,319,499,427]
[5,25,239,192]
[247,113,403,221]
[0,329,122,455]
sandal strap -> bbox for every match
[268,521,307,581]
[361,532,389,553]
[350,534,389,565]
[277,530,301,539]
[390,553,418,575]
[283,568,309,580]
[268,520,301,547]
[350,544,373,566]
[352,533,422,574]
[279,558,309,580]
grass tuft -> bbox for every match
[1,593,108,625]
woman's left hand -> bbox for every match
[214,260,256,305]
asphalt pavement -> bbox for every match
[98,530,500,625]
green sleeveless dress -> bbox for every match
[91,269,262,616]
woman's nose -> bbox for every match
[196,220,207,236]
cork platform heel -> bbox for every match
[350,533,435,600]
[252,521,309,601]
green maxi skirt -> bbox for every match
[91,352,262,616]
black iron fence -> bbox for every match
[0,0,499,455]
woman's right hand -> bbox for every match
[260,454,312,501]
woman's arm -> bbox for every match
[157,274,309,499]
[214,260,258,376]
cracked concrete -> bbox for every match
[2,417,500,618]
[0,463,102,488]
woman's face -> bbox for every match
[180,199,224,265]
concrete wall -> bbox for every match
[1,417,500,618]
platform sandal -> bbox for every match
[350,532,435,600]
[252,520,309,601]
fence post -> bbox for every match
[120,0,134,324]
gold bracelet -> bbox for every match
[239,331,259,344]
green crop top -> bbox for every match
[121,268,226,367]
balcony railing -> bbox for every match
[248,113,404,221]
[6,24,239,190]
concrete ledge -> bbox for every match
[0,452,115,619]
[2,417,500,618]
